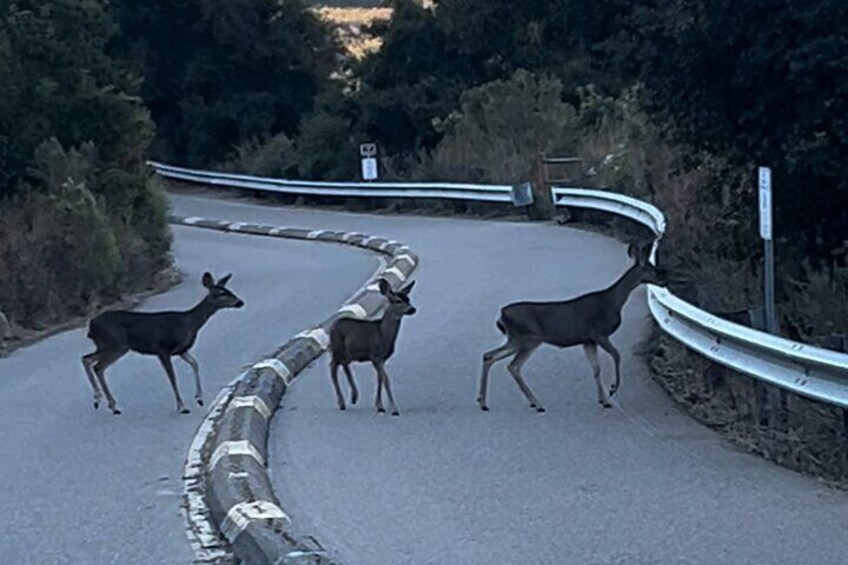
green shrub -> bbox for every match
[407,70,579,184]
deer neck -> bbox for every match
[187,296,219,331]
[607,265,642,310]
[378,313,403,347]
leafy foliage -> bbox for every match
[624,0,848,261]
[0,1,170,330]
[114,0,340,166]
[413,70,579,183]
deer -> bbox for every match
[478,242,666,412]
[81,272,244,415]
[328,278,416,416]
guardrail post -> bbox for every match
[842,409,848,441]
[529,153,554,221]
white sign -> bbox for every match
[359,143,377,158]
[758,166,772,240]
[361,157,378,181]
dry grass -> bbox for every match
[650,333,848,487]
[312,6,392,59]
[311,1,434,59]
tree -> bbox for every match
[356,0,627,155]
[626,0,848,260]
[0,0,152,197]
[114,0,340,166]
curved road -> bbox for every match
[2,191,846,564]
[167,193,847,565]
[0,202,378,564]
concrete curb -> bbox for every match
[172,215,419,564]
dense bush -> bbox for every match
[0,1,171,333]
[114,0,340,167]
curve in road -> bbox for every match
[166,192,848,565]
[0,208,377,564]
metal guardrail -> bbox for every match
[149,161,514,203]
[151,162,848,408]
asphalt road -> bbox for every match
[3,191,847,564]
[165,193,846,565]
[0,202,378,564]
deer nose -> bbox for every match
[408,306,417,315]
[235,300,245,308]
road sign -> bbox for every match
[359,143,377,158]
[361,157,378,181]
[758,165,776,334]
[758,166,772,241]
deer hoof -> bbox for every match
[196,398,204,407]
[480,405,489,412]
[180,407,191,415]
[339,405,346,411]
[536,407,546,413]
[93,401,100,410]
[600,401,612,409]
[112,408,122,416]
[377,407,386,413]
[391,410,400,417]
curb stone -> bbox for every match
[172,215,418,564]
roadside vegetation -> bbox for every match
[2,1,846,477]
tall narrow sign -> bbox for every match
[759,166,772,240]
[758,166,776,333]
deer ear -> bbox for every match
[217,273,232,287]
[202,272,215,288]
[640,243,653,264]
[400,280,416,295]
[377,278,391,295]
[627,243,639,261]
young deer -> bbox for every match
[329,278,416,416]
[81,272,244,415]
[478,242,665,412]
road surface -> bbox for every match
[2,190,846,564]
[0,199,377,564]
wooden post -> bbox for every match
[528,153,554,221]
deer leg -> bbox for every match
[478,342,518,411]
[342,364,358,405]
[159,354,189,414]
[595,336,622,397]
[179,352,204,406]
[583,342,611,408]
[376,362,400,416]
[373,362,385,413]
[81,352,103,409]
[330,361,346,411]
[93,349,127,415]
[507,343,544,412]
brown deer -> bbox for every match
[81,272,244,415]
[329,278,416,416]
[478,242,665,412]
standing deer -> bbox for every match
[478,242,665,412]
[81,272,244,415]
[329,278,416,416]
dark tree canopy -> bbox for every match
[114,0,340,166]
[626,0,848,254]
[0,0,152,197]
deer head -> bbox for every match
[378,278,417,317]
[627,242,667,287]
[201,272,245,309]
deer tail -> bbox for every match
[499,308,533,336]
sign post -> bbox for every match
[758,166,776,334]
[360,143,378,181]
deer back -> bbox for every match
[88,310,200,355]
[330,318,392,363]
